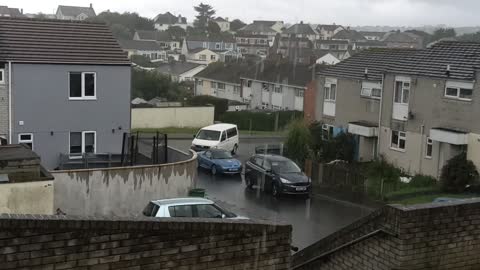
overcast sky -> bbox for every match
[3,0,479,27]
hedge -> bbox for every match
[218,111,303,131]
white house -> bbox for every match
[156,62,206,82]
[154,12,187,30]
[118,39,167,61]
[185,48,220,64]
[55,4,96,21]
[213,17,230,32]
[316,52,341,65]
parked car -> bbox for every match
[142,197,247,219]
[255,144,288,155]
[191,124,239,154]
[244,154,311,197]
[197,149,242,175]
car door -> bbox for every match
[168,205,194,217]
[248,155,265,189]
[262,159,276,192]
[201,151,213,168]
[194,204,224,218]
[218,131,228,150]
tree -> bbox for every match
[285,120,312,166]
[193,3,215,32]
[110,23,132,40]
[405,29,432,47]
[457,32,480,42]
[207,21,221,35]
[230,19,246,32]
[430,28,456,42]
[440,153,479,193]
[87,11,154,39]
[167,26,186,39]
[132,69,193,101]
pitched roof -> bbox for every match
[189,47,213,54]
[186,35,235,43]
[214,17,227,22]
[359,31,387,38]
[0,6,23,17]
[0,17,130,65]
[283,23,316,35]
[333,29,366,41]
[118,39,162,51]
[383,31,422,43]
[57,5,96,17]
[155,12,186,24]
[318,48,418,81]
[135,30,171,42]
[195,63,249,84]
[156,62,203,75]
[316,39,349,45]
[253,20,278,26]
[241,23,276,33]
[317,24,343,32]
[355,40,387,47]
[243,61,313,87]
[387,41,480,80]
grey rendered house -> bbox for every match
[0,17,131,169]
[181,36,241,62]
[315,49,417,162]
[241,62,312,111]
[55,4,96,21]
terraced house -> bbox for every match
[314,41,480,178]
[0,17,131,169]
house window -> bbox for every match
[361,82,382,99]
[262,83,270,91]
[202,42,207,48]
[324,83,336,101]
[211,82,217,88]
[70,131,96,157]
[211,55,216,61]
[0,67,4,84]
[225,43,233,49]
[217,83,225,90]
[172,43,177,48]
[296,89,304,97]
[215,43,221,49]
[391,130,406,151]
[274,86,283,93]
[18,133,33,150]
[445,81,474,101]
[394,80,410,104]
[246,80,252,87]
[233,86,241,95]
[69,72,96,100]
[199,54,207,60]
[322,124,334,141]
[426,137,433,158]
[197,80,203,86]
[259,39,266,45]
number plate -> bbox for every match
[296,187,307,191]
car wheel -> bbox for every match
[211,165,218,175]
[231,144,238,155]
[272,183,280,197]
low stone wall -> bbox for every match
[0,180,54,214]
[0,214,292,269]
[52,150,197,217]
[293,199,480,270]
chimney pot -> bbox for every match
[90,3,93,8]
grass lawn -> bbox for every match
[391,193,478,205]
[132,127,286,136]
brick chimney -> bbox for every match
[89,3,93,8]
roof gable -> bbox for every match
[57,5,95,17]
[284,23,316,35]
[135,30,172,42]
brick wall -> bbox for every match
[303,80,317,124]
[0,214,292,269]
[293,199,480,270]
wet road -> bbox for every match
[170,138,373,250]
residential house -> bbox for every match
[378,41,480,177]
[155,61,206,82]
[133,30,180,50]
[181,36,241,62]
[241,61,313,111]
[236,34,270,56]
[382,31,423,49]
[0,6,24,17]
[184,48,220,65]
[0,17,131,169]
[239,20,284,46]
[55,4,96,21]
[194,63,249,103]
[118,39,167,61]
[153,12,187,30]
[282,22,317,41]
[316,24,344,40]
[277,37,314,64]
[313,49,417,162]
[314,39,352,60]
[315,52,340,65]
[359,31,387,41]
[355,40,388,50]
[213,17,230,32]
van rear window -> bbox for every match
[227,128,238,138]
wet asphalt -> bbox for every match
[170,138,373,250]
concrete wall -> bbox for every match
[0,180,53,214]
[0,214,292,269]
[52,150,197,217]
[294,198,480,270]
[131,107,214,129]
[11,63,131,169]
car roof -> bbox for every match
[200,123,237,131]
[151,197,214,206]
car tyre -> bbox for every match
[272,183,280,197]
[211,165,218,175]
[232,144,238,155]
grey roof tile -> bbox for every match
[118,39,162,51]
[156,62,203,75]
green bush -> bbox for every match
[218,111,303,131]
[186,95,228,120]
[409,174,437,188]
[440,153,479,193]
[284,120,312,165]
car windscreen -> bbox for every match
[196,130,221,141]
[270,159,302,174]
[142,202,159,217]
[212,151,233,159]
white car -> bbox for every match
[142,198,247,219]
[191,124,239,154]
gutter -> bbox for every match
[8,61,12,144]
[239,77,307,89]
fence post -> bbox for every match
[164,133,168,163]
[380,178,384,198]
[156,131,160,164]
[152,135,156,164]
[120,132,127,166]
[130,135,135,166]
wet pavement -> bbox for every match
[170,138,373,250]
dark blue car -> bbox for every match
[197,149,242,175]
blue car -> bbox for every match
[197,149,242,175]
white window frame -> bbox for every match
[426,137,433,159]
[197,80,203,86]
[324,83,336,102]
[322,124,334,141]
[274,86,283,93]
[233,86,241,95]
[217,83,226,90]
[18,133,34,150]
[199,54,207,60]
[394,79,410,105]
[0,68,4,84]
[210,55,216,61]
[444,81,474,101]
[361,81,382,99]
[215,43,221,49]
[390,130,406,152]
[69,72,97,100]
[296,89,304,97]
[69,131,96,158]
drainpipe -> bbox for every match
[377,73,385,159]
[8,61,12,144]
[419,124,425,174]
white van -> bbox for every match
[191,124,239,154]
